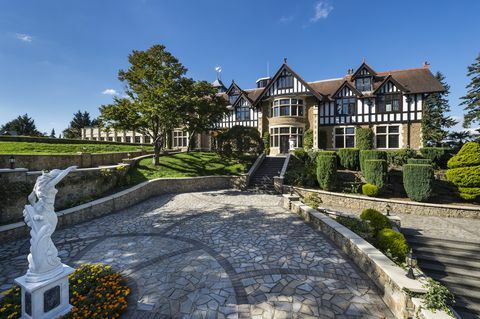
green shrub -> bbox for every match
[377,229,408,263]
[318,150,337,156]
[293,148,308,161]
[360,208,391,233]
[304,192,322,209]
[447,141,480,169]
[284,155,317,187]
[363,159,388,189]
[262,132,270,155]
[338,148,360,170]
[403,164,434,202]
[423,279,455,316]
[303,129,313,149]
[420,147,451,168]
[446,142,480,201]
[362,183,379,197]
[318,130,327,149]
[218,125,263,156]
[407,158,432,165]
[316,155,337,191]
[360,150,387,172]
[387,148,417,167]
[356,127,374,150]
[336,216,373,239]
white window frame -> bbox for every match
[333,126,356,149]
[269,125,304,149]
[271,98,304,118]
[374,124,402,149]
[173,130,188,148]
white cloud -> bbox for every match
[102,89,118,96]
[279,16,294,24]
[310,0,333,22]
[15,33,32,42]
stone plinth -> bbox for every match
[15,264,74,319]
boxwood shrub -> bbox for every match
[360,150,387,172]
[420,147,451,168]
[363,159,388,189]
[355,127,374,150]
[407,158,432,165]
[362,183,379,197]
[338,148,360,170]
[316,155,337,191]
[360,208,391,233]
[387,148,417,167]
[446,142,480,201]
[403,164,434,202]
[377,229,408,263]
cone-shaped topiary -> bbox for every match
[363,159,388,190]
[403,164,434,202]
[338,148,360,170]
[446,142,480,201]
[360,150,387,172]
[316,155,337,191]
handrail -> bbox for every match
[279,153,291,178]
[246,153,266,185]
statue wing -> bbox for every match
[49,166,77,186]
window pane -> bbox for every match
[346,136,355,148]
[298,106,304,116]
[280,105,289,116]
[376,135,387,148]
[388,126,399,133]
[280,127,289,133]
[298,137,303,147]
[389,135,399,148]
[274,100,279,106]
[280,99,289,105]
[291,105,297,116]
[298,99,303,104]
[274,128,279,134]
[298,128,303,134]
[335,128,344,134]
[274,135,279,146]
[291,99,297,104]
[346,127,355,135]
[335,136,344,148]
[377,126,387,134]
[393,99,400,111]
[291,127,297,134]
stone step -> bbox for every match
[405,234,480,252]
[412,246,480,262]
[417,260,480,281]
[416,253,480,270]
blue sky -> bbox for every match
[0,0,479,134]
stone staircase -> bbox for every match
[404,233,480,319]
[248,156,286,192]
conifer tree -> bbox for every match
[461,53,480,128]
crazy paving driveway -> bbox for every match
[0,190,393,318]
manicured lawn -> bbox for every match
[128,152,255,184]
[0,141,152,154]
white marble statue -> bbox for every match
[23,166,76,283]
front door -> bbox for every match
[280,135,289,154]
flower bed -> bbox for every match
[0,264,130,319]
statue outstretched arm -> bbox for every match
[48,166,77,187]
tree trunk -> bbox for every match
[153,136,163,165]
[186,130,196,153]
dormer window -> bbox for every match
[229,94,239,105]
[335,97,356,115]
[355,77,372,91]
[277,71,294,89]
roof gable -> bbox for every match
[333,81,362,98]
[225,81,243,96]
[232,93,253,108]
[374,75,409,94]
[351,62,377,79]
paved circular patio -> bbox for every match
[0,190,393,318]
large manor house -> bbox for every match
[81,60,445,155]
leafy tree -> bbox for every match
[0,114,42,136]
[99,44,191,165]
[422,72,457,146]
[63,110,96,139]
[461,53,480,128]
[50,128,56,138]
[181,80,227,152]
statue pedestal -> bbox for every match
[15,264,74,319]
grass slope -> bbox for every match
[0,141,151,154]
[129,152,254,184]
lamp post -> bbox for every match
[406,249,416,279]
[9,155,15,169]
[385,203,391,216]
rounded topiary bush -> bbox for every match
[363,159,388,189]
[360,208,391,233]
[360,150,387,173]
[377,229,408,263]
[407,158,432,165]
[446,142,480,201]
[355,127,374,150]
[362,183,379,197]
[403,164,434,202]
[338,148,360,170]
[316,155,337,191]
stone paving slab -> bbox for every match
[0,190,394,318]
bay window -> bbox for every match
[270,126,304,148]
[334,126,355,148]
[271,98,304,117]
[375,125,400,149]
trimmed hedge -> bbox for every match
[446,142,480,201]
[316,155,337,191]
[387,149,417,167]
[355,127,374,150]
[318,150,337,156]
[362,183,379,197]
[360,150,387,172]
[303,129,313,149]
[420,147,451,168]
[360,208,391,233]
[364,159,388,189]
[377,229,408,263]
[407,158,432,165]
[338,148,360,170]
[403,164,434,202]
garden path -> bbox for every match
[0,190,393,318]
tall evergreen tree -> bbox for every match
[63,110,95,139]
[422,72,457,146]
[50,128,56,138]
[0,114,42,136]
[461,53,480,128]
